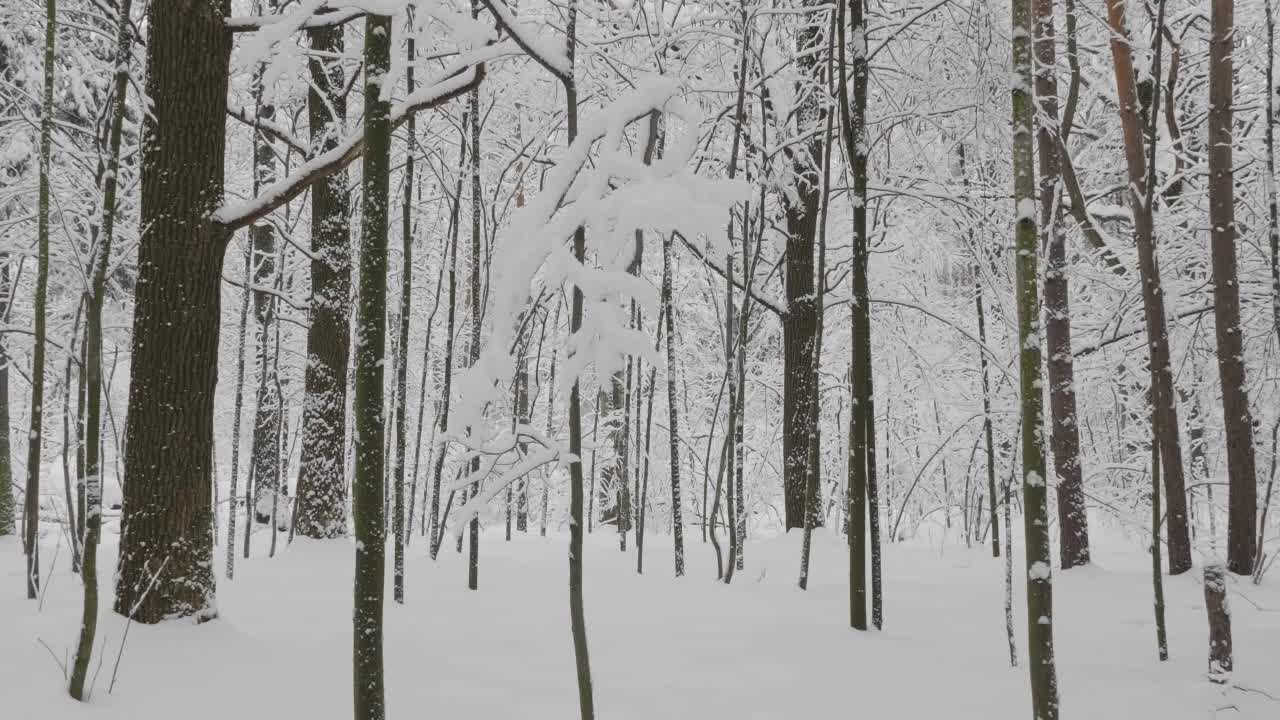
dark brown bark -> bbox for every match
[296,23,353,539]
[1203,563,1233,682]
[113,0,231,623]
[1207,0,1259,576]
[352,13,391,720]
[1103,0,1192,574]
[1034,0,1090,569]
[781,4,824,531]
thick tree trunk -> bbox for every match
[1034,0,1090,569]
[781,2,825,531]
[1103,0,1192,575]
[114,0,230,623]
[1013,0,1060,714]
[295,23,353,539]
[1207,0,1259,576]
[352,14,391,720]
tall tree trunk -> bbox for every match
[838,0,871,627]
[1268,0,1280,354]
[1034,0,1090,569]
[1103,0,1192,575]
[663,233,685,577]
[295,22,353,539]
[466,65,482,591]
[70,0,132,696]
[226,235,253,574]
[1013,0,1060,714]
[428,125,466,560]
[563,4,596,716]
[1207,0,1259,576]
[392,24,415,606]
[24,0,57,600]
[0,254,11,537]
[352,13,391,720]
[115,0,230,623]
[249,14,282,525]
[781,1,825,531]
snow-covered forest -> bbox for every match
[1,0,1279,717]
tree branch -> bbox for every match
[213,64,485,232]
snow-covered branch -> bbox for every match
[213,64,484,231]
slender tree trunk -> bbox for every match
[1103,0,1192,575]
[1207,0,1259,576]
[1013,0,1059,714]
[352,14,391,720]
[663,233,685,577]
[227,232,253,574]
[428,126,467,561]
[465,44,483,589]
[840,0,870,622]
[392,25,415,605]
[24,0,57,600]
[1268,0,1280,354]
[1034,0,1090,569]
[69,0,133,696]
[248,3,282,524]
[563,5,595,716]
[296,22,353,539]
[1151,407,1169,660]
[0,254,11,537]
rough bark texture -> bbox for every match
[781,2,825,531]
[663,233,685,577]
[1013,0,1060,714]
[1203,563,1233,682]
[295,23,353,539]
[1207,0,1259,576]
[1034,0,1090,569]
[839,0,872,629]
[113,0,230,623]
[352,14,390,720]
[1102,0,1192,574]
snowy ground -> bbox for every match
[3,521,1278,719]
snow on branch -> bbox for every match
[212,64,484,231]
[225,103,309,156]
[477,0,572,82]
[444,77,748,506]
[226,4,367,33]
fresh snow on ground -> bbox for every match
[3,522,1278,718]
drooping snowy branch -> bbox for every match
[443,77,748,500]
[476,0,572,82]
